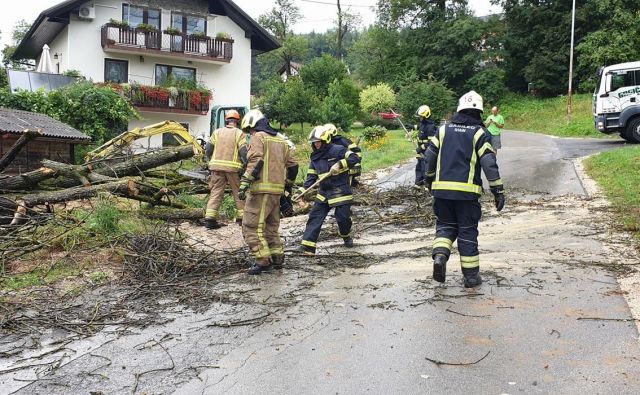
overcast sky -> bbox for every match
[0,0,500,50]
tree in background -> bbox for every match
[349,26,405,86]
[258,76,317,133]
[335,0,361,62]
[396,76,456,122]
[576,0,640,92]
[465,66,507,106]
[299,54,348,98]
[253,0,308,94]
[2,20,33,69]
[315,78,359,131]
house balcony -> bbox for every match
[101,24,233,64]
[100,83,211,115]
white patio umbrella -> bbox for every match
[36,44,54,73]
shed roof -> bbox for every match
[0,108,91,142]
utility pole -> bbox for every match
[337,0,343,61]
[567,0,576,118]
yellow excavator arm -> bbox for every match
[84,121,205,163]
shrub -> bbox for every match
[360,83,396,115]
[86,194,123,235]
[361,125,387,142]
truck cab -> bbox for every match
[593,61,640,143]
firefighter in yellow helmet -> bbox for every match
[204,109,246,229]
[238,109,299,274]
[424,91,505,288]
[298,125,361,255]
[408,105,436,187]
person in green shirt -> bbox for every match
[485,106,505,154]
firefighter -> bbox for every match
[238,109,298,275]
[326,123,362,186]
[408,105,437,186]
[299,125,361,255]
[204,110,247,229]
[424,91,505,288]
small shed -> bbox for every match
[0,108,91,174]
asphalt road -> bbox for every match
[3,131,639,395]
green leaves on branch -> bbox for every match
[396,77,456,122]
[0,81,139,143]
[360,83,396,115]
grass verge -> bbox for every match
[500,93,602,138]
[584,146,640,240]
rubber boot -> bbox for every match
[247,258,273,275]
[271,254,285,269]
[462,268,482,288]
[204,218,221,230]
[298,244,315,256]
[343,237,354,248]
[236,218,242,226]
[433,253,447,283]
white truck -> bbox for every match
[593,61,640,143]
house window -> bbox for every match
[104,59,128,83]
[155,64,196,87]
[171,12,206,35]
[122,3,161,30]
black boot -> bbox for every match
[236,217,243,226]
[204,218,221,229]
[433,253,447,283]
[297,244,315,256]
[343,237,354,248]
[271,255,285,269]
[247,259,273,275]
[462,268,482,288]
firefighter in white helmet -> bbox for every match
[423,91,505,288]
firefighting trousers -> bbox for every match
[206,171,244,220]
[242,193,283,260]
[432,198,482,272]
[301,202,352,253]
[415,157,426,185]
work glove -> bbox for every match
[329,162,342,176]
[280,196,294,217]
[416,146,424,155]
[491,185,505,211]
[238,179,251,200]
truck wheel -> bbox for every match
[623,117,640,143]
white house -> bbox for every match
[13,0,279,148]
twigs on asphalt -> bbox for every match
[425,350,491,367]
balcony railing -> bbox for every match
[99,83,211,115]
[101,24,233,62]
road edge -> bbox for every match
[574,156,640,339]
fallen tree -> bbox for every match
[0,145,197,191]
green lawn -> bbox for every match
[584,146,640,240]
[359,129,415,172]
[499,93,602,138]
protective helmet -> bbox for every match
[308,125,332,144]
[416,105,431,119]
[241,109,264,130]
[457,90,483,113]
[324,123,338,137]
[225,110,241,121]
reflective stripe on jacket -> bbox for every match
[245,131,297,195]
[208,126,246,172]
[425,112,500,200]
[304,143,360,207]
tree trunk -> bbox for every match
[0,130,42,173]
[337,0,343,61]
[16,179,186,208]
[0,145,197,191]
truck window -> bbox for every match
[610,70,637,91]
